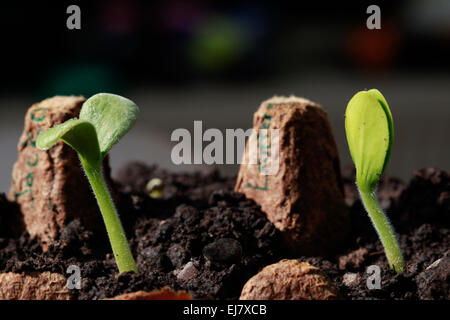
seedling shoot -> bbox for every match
[36,93,139,274]
[345,89,405,273]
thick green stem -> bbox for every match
[359,190,405,273]
[81,159,138,273]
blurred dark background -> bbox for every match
[0,1,449,192]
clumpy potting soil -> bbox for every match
[0,163,448,300]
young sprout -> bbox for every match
[36,93,139,274]
[146,178,163,199]
[345,89,405,273]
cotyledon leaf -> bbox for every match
[345,89,394,192]
[36,118,101,165]
[79,93,139,158]
[367,89,394,175]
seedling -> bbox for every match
[345,89,405,273]
[36,93,139,273]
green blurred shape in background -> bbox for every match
[39,62,122,99]
[189,16,248,71]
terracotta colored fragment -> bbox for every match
[235,96,349,255]
[240,259,338,300]
[0,272,71,300]
[105,287,192,300]
[8,96,113,249]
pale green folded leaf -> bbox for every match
[80,93,139,158]
[345,89,393,192]
[36,118,100,165]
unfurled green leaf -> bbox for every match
[36,118,100,165]
[345,89,393,192]
[80,93,139,158]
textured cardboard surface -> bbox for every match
[240,259,338,300]
[9,96,112,249]
[236,96,349,255]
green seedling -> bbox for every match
[345,89,405,273]
[146,178,163,199]
[36,93,139,274]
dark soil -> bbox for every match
[0,163,448,300]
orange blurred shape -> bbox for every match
[105,287,193,300]
[346,21,402,71]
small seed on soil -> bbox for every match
[146,178,163,198]
[426,258,442,270]
[176,261,199,282]
[203,238,243,264]
[0,272,71,300]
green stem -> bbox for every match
[359,190,405,273]
[81,159,138,274]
